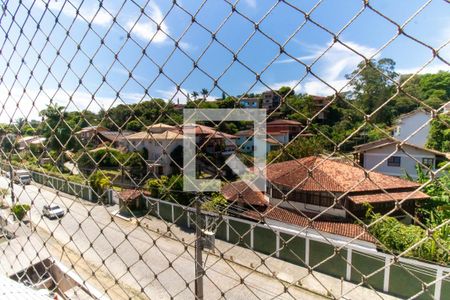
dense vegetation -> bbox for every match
[367,165,450,264]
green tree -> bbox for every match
[89,171,111,201]
[125,152,147,181]
[201,193,228,213]
[39,104,75,152]
[419,71,450,101]
[426,114,450,152]
[144,176,168,198]
[201,88,209,100]
[278,86,294,98]
[125,120,143,132]
[346,58,398,124]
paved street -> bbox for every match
[0,177,325,300]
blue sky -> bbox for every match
[0,0,448,123]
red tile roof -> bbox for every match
[221,180,269,207]
[349,190,428,204]
[245,206,375,243]
[118,189,150,203]
[267,119,302,126]
[266,156,422,194]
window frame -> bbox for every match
[387,156,401,167]
[422,157,434,168]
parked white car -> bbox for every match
[42,204,65,219]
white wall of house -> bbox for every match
[361,143,437,179]
[393,110,431,147]
[123,139,183,175]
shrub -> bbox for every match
[89,171,111,200]
[201,193,228,214]
[11,204,30,221]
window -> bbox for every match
[422,158,434,168]
[387,156,401,167]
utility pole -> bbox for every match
[195,195,204,300]
[9,163,14,205]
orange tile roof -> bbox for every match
[245,206,375,243]
[266,156,421,193]
[118,189,150,203]
[349,190,428,204]
[221,180,269,207]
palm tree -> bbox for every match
[201,88,208,100]
[192,91,199,100]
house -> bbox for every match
[234,119,306,154]
[240,97,260,108]
[392,109,431,147]
[124,130,184,176]
[261,90,281,110]
[220,156,430,245]
[182,123,238,156]
[16,135,46,150]
[97,130,134,148]
[353,138,448,179]
[222,156,429,229]
[311,95,330,121]
[75,125,108,144]
[234,129,281,154]
[75,126,133,148]
[266,119,303,141]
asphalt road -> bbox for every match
[0,177,323,300]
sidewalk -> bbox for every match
[133,213,400,300]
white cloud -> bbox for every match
[156,87,190,103]
[244,0,257,8]
[127,2,169,44]
[256,80,302,94]
[270,41,378,96]
[32,0,112,26]
[87,9,113,26]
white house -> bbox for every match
[354,138,448,179]
[122,130,184,176]
[393,109,431,148]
